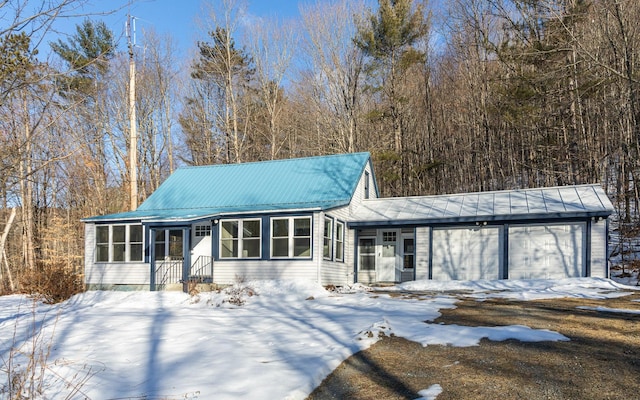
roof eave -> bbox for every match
[347,210,613,228]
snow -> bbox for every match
[577,305,640,315]
[0,278,638,399]
[415,384,443,400]
[391,277,637,300]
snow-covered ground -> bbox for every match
[0,277,638,400]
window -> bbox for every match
[112,225,126,262]
[220,219,261,259]
[323,217,333,260]
[195,225,211,237]
[359,238,375,270]
[154,229,183,260]
[335,221,344,262]
[130,225,143,261]
[95,224,144,263]
[155,229,166,260]
[169,230,183,257]
[96,226,109,262]
[271,216,312,258]
[403,237,414,269]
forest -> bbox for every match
[1,0,639,295]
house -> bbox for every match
[83,152,614,291]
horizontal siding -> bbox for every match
[213,259,319,285]
[86,262,150,285]
[415,227,430,280]
[84,223,95,282]
[321,263,350,286]
[590,220,607,278]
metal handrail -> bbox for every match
[155,257,183,286]
[189,255,213,282]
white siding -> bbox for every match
[431,226,501,281]
[212,259,319,285]
[85,262,150,286]
[590,220,608,278]
[350,162,377,214]
[415,227,430,280]
[84,223,95,282]
[508,223,584,279]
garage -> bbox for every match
[350,184,613,283]
[508,223,585,279]
[431,226,501,280]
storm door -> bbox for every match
[151,228,187,290]
[378,230,400,282]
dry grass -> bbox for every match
[308,292,640,400]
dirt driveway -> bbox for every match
[307,291,640,400]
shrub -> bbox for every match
[19,261,84,304]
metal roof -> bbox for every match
[84,152,372,222]
[349,184,614,227]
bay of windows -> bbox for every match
[96,224,143,263]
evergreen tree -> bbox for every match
[354,0,429,195]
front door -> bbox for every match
[378,230,399,282]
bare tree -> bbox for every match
[299,0,367,154]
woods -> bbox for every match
[1,0,639,294]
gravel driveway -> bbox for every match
[308,291,640,400]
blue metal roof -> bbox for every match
[84,152,372,222]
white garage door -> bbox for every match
[508,223,584,279]
[431,226,501,281]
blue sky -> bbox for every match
[52,0,306,57]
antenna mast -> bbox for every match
[127,14,138,211]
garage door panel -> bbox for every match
[508,224,584,279]
[432,227,501,281]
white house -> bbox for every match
[83,152,614,291]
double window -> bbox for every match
[220,219,261,259]
[271,217,311,258]
[96,224,143,263]
[323,218,345,262]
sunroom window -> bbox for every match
[95,224,144,263]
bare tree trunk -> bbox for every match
[0,208,17,291]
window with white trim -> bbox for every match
[335,221,344,262]
[220,219,261,259]
[323,217,333,260]
[95,224,144,262]
[271,216,312,258]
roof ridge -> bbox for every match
[175,152,370,171]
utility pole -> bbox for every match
[127,14,138,211]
